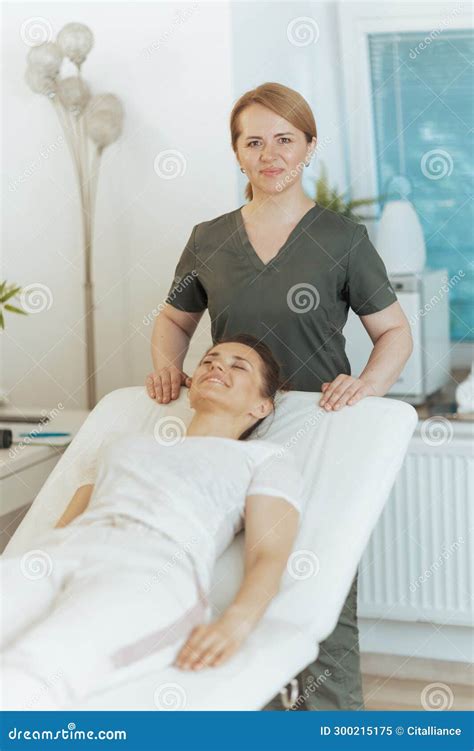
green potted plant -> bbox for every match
[313,162,391,220]
[0,282,28,329]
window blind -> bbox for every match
[368,29,473,342]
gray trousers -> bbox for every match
[263,570,365,711]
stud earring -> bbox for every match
[240,167,246,173]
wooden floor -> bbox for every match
[361,653,474,711]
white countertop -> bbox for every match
[0,406,90,480]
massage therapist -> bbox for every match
[145,82,413,711]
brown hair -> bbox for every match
[230,82,317,202]
[202,333,293,441]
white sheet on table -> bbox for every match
[3,387,417,710]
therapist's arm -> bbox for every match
[320,301,413,410]
[358,301,413,395]
[55,484,94,528]
[147,303,204,403]
[174,494,300,670]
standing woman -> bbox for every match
[145,82,413,711]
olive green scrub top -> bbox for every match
[164,202,398,392]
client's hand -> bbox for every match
[145,365,192,404]
[174,610,253,670]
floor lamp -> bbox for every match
[24,22,124,409]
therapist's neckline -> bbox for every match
[240,201,318,221]
[232,202,320,271]
[239,201,318,233]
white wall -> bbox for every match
[231,1,348,203]
[2,1,237,409]
[1,0,349,411]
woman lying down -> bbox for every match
[1,333,305,710]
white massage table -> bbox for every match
[3,387,417,710]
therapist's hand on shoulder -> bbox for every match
[145,365,192,403]
[319,374,378,411]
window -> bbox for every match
[368,29,473,342]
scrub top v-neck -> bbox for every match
[164,202,398,392]
[234,203,318,272]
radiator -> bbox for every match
[358,429,473,628]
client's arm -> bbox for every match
[174,493,299,670]
[55,484,94,528]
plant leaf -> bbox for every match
[4,304,27,315]
[0,286,22,304]
[313,165,388,217]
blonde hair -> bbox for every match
[230,82,317,202]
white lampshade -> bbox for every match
[57,23,94,66]
[85,111,122,148]
[84,94,124,148]
[25,65,57,98]
[57,76,91,114]
[376,199,426,274]
[87,93,123,118]
[27,42,63,77]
